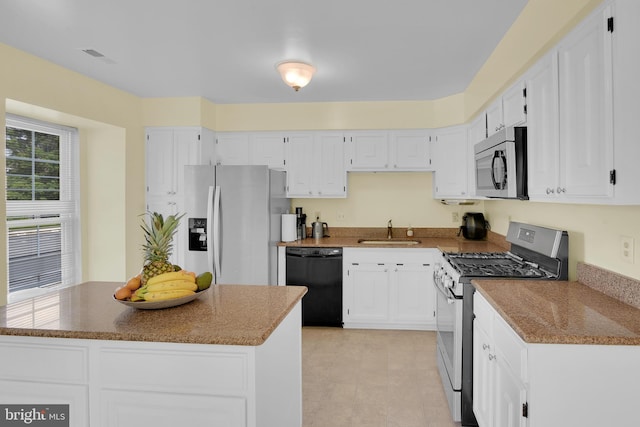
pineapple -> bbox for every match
[140,211,184,285]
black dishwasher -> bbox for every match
[285,247,343,327]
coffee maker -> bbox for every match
[295,207,307,240]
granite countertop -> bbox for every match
[279,227,508,253]
[473,276,640,346]
[0,282,307,346]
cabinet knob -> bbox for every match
[482,343,490,351]
[557,187,566,194]
[546,187,555,195]
[488,354,496,361]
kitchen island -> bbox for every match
[0,282,307,427]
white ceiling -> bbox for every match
[0,0,528,104]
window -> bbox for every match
[5,114,81,297]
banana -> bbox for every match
[146,280,198,293]
[143,289,195,301]
[147,271,195,286]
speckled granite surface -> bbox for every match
[0,282,307,346]
[577,262,640,310]
[279,227,508,252]
[473,279,640,346]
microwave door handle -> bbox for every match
[491,151,501,189]
[491,151,508,190]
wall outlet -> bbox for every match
[621,236,634,263]
[337,212,346,221]
[452,212,459,223]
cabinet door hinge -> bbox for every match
[522,402,529,418]
[607,16,614,33]
[610,169,616,185]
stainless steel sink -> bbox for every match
[357,239,421,245]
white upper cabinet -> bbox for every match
[467,114,487,198]
[502,81,528,129]
[431,125,469,198]
[215,132,285,169]
[527,2,614,202]
[146,127,214,198]
[486,81,527,137]
[610,0,640,204]
[345,130,390,170]
[146,128,176,198]
[285,131,346,198]
[557,2,613,199]
[526,51,561,200]
[346,130,432,171]
[390,130,432,170]
[250,132,286,170]
[215,132,250,165]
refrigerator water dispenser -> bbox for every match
[188,218,207,251]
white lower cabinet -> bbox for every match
[474,293,530,427]
[343,248,436,330]
[0,304,302,427]
[473,291,640,427]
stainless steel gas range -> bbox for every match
[433,221,569,426]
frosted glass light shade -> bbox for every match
[276,61,316,91]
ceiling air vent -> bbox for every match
[82,49,105,58]
[80,48,116,64]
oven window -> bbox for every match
[436,286,456,375]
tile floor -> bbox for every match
[302,327,461,427]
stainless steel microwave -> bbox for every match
[474,126,528,199]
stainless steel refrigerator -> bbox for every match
[183,165,289,285]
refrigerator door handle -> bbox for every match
[206,185,215,281]
[212,185,222,282]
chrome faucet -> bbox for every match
[387,219,393,239]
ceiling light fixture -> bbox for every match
[276,61,316,92]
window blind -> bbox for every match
[6,114,81,294]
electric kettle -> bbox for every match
[311,218,329,238]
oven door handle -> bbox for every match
[435,280,459,304]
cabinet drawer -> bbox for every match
[494,314,527,382]
[473,292,494,334]
[100,389,246,427]
[98,346,249,394]
[0,340,88,384]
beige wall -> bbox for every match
[0,43,146,305]
[294,172,476,230]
